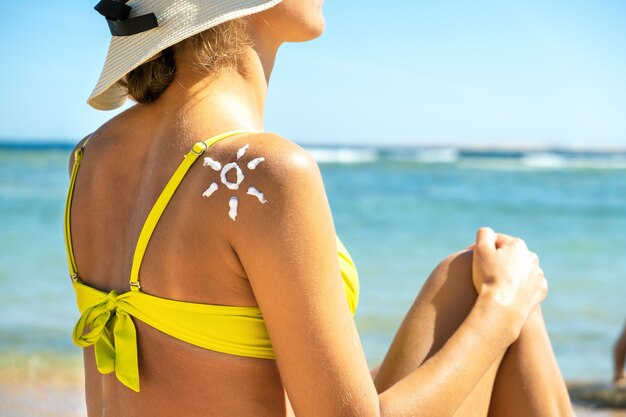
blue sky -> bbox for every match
[1,0,625,147]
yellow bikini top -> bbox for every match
[65,130,360,392]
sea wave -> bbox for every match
[307,147,461,165]
[383,148,460,164]
[306,147,378,164]
[458,152,626,171]
[304,146,626,170]
[520,152,626,170]
[413,148,460,163]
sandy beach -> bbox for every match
[574,408,626,417]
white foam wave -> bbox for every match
[411,148,459,163]
[521,152,568,168]
[459,153,626,171]
[307,147,378,164]
[521,152,626,170]
[304,146,626,170]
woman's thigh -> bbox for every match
[373,250,503,416]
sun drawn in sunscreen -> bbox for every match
[202,144,267,220]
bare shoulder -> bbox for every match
[223,131,326,220]
[236,131,319,177]
[209,131,324,205]
[217,130,333,248]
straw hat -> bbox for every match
[88,0,283,110]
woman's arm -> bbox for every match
[228,133,546,417]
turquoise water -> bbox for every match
[1,144,625,382]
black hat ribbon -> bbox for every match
[94,0,158,36]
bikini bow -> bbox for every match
[94,0,158,37]
[72,290,140,392]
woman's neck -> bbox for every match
[155,30,281,134]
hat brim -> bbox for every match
[88,0,283,110]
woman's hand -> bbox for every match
[472,227,548,336]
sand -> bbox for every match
[574,408,626,417]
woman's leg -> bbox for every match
[373,250,503,416]
[373,250,573,416]
[488,308,573,416]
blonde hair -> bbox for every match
[122,19,251,104]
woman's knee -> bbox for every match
[421,249,476,301]
[402,249,479,357]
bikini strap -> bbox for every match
[128,129,253,291]
[64,136,92,281]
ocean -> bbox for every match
[1,141,625,391]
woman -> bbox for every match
[66,0,574,415]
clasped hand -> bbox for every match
[471,227,548,335]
